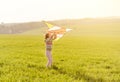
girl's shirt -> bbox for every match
[45,38,52,46]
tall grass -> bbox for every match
[0,35,120,82]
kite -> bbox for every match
[45,22,72,40]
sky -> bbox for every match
[0,0,120,23]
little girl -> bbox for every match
[45,32,57,68]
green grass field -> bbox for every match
[0,34,120,82]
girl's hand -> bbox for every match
[49,32,57,40]
[53,33,57,40]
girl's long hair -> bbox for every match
[45,33,50,39]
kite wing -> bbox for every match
[45,22,72,40]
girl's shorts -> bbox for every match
[46,45,52,51]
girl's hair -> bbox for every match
[45,33,50,39]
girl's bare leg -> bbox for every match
[46,50,52,67]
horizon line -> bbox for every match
[1,16,120,24]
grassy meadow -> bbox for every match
[0,20,120,82]
[0,34,120,82]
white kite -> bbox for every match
[45,22,72,40]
